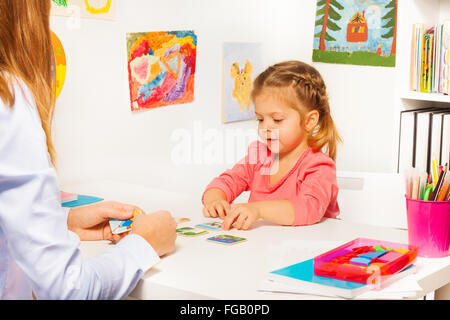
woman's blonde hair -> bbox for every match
[251,60,341,161]
[0,0,56,165]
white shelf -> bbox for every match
[400,91,450,104]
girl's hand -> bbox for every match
[202,199,230,219]
[222,203,260,230]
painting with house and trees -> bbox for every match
[312,0,397,67]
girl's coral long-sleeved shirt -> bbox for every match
[202,141,339,226]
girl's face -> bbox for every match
[254,93,308,156]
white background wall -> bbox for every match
[51,0,404,194]
[50,0,447,227]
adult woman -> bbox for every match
[0,0,177,299]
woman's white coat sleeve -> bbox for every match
[0,83,160,299]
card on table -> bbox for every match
[109,210,143,234]
[206,234,247,245]
[176,217,191,224]
[195,221,223,230]
[176,227,208,237]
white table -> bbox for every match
[64,180,450,300]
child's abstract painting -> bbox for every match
[312,0,397,67]
[51,0,116,21]
[223,42,262,123]
[126,31,197,112]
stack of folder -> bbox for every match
[397,107,450,175]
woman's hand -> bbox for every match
[67,201,143,242]
[222,203,260,230]
[132,210,177,257]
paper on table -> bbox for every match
[258,278,339,298]
[263,240,346,273]
[357,276,423,299]
[260,239,348,299]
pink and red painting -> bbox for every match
[126,31,197,112]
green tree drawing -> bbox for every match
[52,0,68,7]
[315,0,344,51]
[381,0,398,56]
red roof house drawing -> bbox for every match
[347,11,368,43]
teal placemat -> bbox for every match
[62,195,104,208]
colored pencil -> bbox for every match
[432,152,439,188]
[432,170,446,201]
[437,176,449,201]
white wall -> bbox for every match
[52,0,433,207]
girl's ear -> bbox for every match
[304,110,319,133]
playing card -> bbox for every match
[176,226,208,237]
[109,210,142,234]
[195,220,222,230]
[206,234,247,245]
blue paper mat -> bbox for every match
[62,195,104,208]
[271,258,366,290]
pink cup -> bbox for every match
[405,197,450,258]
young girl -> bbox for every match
[202,60,341,230]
